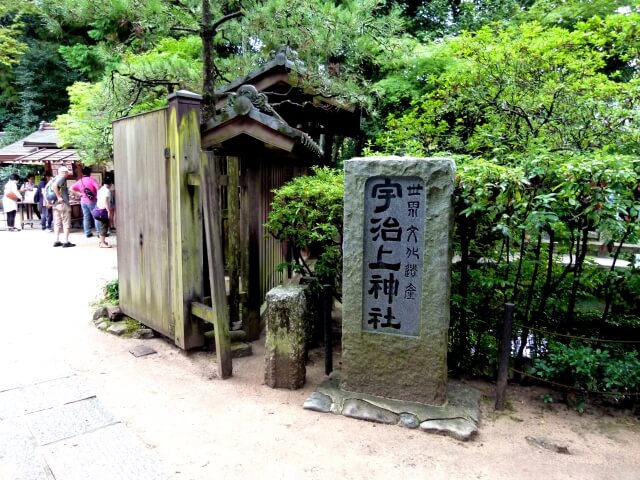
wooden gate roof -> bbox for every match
[214,46,361,138]
[202,85,323,158]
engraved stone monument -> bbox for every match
[304,156,481,441]
[341,156,455,405]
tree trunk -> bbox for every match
[565,226,590,328]
[601,225,632,324]
[201,0,215,123]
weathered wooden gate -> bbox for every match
[112,49,359,378]
[113,91,204,350]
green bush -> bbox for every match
[265,166,344,297]
[531,341,640,397]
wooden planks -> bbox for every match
[113,109,172,338]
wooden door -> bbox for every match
[113,109,173,337]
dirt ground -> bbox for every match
[2,228,640,480]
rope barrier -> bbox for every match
[510,368,640,397]
[513,323,640,345]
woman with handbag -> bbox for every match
[92,176,113,248]
[2,174,23,231]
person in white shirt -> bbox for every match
[94,177,113,248]
[3,174,23,231]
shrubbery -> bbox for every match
[266,155,640,405]
[265,166,344,298]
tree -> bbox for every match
[388,0,523,40]
[372,17,640,157]
[53,0,405,163]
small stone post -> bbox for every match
[264,285,312,389]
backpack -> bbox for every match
[45,179,57,202]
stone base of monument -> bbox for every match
[303,372,481,441]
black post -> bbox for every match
[323,284,333,375]
[495,302,515,410]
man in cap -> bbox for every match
[51,166,75,248]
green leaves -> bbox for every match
[532,341,640,396]
[265,167,344,295]
[372,14,640,157]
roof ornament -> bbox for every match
[227,84,286,123]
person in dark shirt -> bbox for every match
[38,173,53,231]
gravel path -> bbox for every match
[1,227,639,480]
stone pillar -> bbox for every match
[341,156,455,405]
[264,285,311,389]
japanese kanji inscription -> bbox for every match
[363,176,425,336]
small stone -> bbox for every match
[342,399,399,425]
[131,328,154,339]
[107,306,123,321]
[399,413,420,429]
[92,306,108,322]
[97,321,110,331]
[525,436,570,454]
[303,392,332,413]
[420,418,478,441]
[106,323,127,336]
[129,345,157,357]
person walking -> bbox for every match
[51,166,75,248]
[93,177,113,248]
[70,166,99,238]
[38,173,53,231]
[2,173,23,232]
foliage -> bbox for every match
[49,0,405,164]
[54,82,113,165]
[103,279,119,303]
[388,0,523,40]
[11,40,81,129]
[531,341,640,397]
[523,0,630,29]
[0,18,27,68]
[55,35,202,164]
[264,166,344,297]
[372,18,640,157]
[0,164,42,193]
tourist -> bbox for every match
[2,173,22,231]
[69,166,99,238]
[93,176,113,248]
[51,166,75,248]
[20,175,40,219]
[38,173,53,231]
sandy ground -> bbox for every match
[1,227,640,480]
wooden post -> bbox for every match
[201,151,232,378]
[495,302,515,410]
[227,156,241,328]
[243,164,262,341]
[323,284,333,375]
[167,91,205,349]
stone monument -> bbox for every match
[305,156,481,441]
[341,156,455,405]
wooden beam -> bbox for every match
[200,151,232,378]
[191,301,214,322]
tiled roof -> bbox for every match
[11,148,80,164]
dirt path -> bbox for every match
[1,228,639,480]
